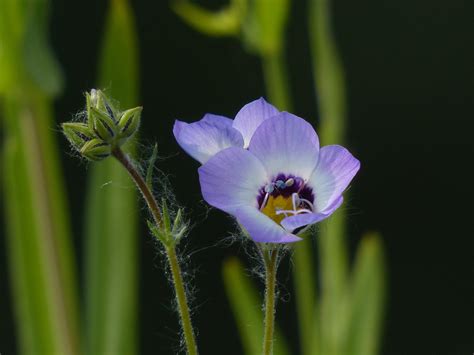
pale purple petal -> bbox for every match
[248,112,320,180]
[281,196,343,232]
[308,145,360,212]
[234,206,302,243]
[173,117,244,164]
[198,147,268,213]
[232,98,280,148]
[201,113,234,126]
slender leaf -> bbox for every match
[346,233,386,355]
[3,93,80,355]
[83,0,139,354]
[292,235,318,355]
[309,0,347,145]
[223,257,290,355]
[1,0,79,353]
[309,0,350,352]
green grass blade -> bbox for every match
[4,103,55,355]
[3,94,80,355]
[292,236,319,355]
[317,212,349,355]
[1,0,79,353]
[223,257,290,355]
[347,233,386,355]
[309,0,347,145]
[308,0,350,352]
[83,0,139,354]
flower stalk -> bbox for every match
[63,89,198,355]
[262,246,280,355]
[112,147,198,355]
[112,148,162,226]
[166,245,198,355]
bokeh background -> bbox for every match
[1,0,472,354]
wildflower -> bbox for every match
[174,98,360,243]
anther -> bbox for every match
[285,178,294,187]
[275,180,286,189]
[264,184,274,193]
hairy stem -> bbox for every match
[262,247,279,355]
[166,245,198,355]
[113,148,162,226]
[112,148,198,355]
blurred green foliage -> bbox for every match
[0,1,78,355]
[83,0,140,354]
[223,258,290,355]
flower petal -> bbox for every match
[173,116,244,164]
[248,112,320,179]
[201,113,234,126]
[198,147,268,213]
[308,145,360,212]
[280,196,343,232]
[235,206,302,243]
[232,98,280,148]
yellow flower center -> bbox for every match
[261,195,295,224]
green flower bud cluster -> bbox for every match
[62,89,142,161]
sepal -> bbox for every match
[80,139,112,161]
[117,106,142,143]
[62,122,94,150]
[90,106,118,143]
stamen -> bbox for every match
[276,209,296,216]
[257,174,315,225]
[299,197,315,211]
[291,193,300,211]
[295,208,313,214]
[296,178,307,193]
[275,208,289,217]
[260,192,270,211]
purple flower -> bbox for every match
[174,98,360,243]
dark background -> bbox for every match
[2,0,473,354]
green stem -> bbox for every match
[112,148,198,355]
[166,245,198,355]
[262,52,291,110]
[113,148,162,226]
[262,247,279,355]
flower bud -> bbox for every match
[90,106,118,143]
[117,106,142,142]
[86,89,119,128]
[80,138,112,161]
[62,122,94,150]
